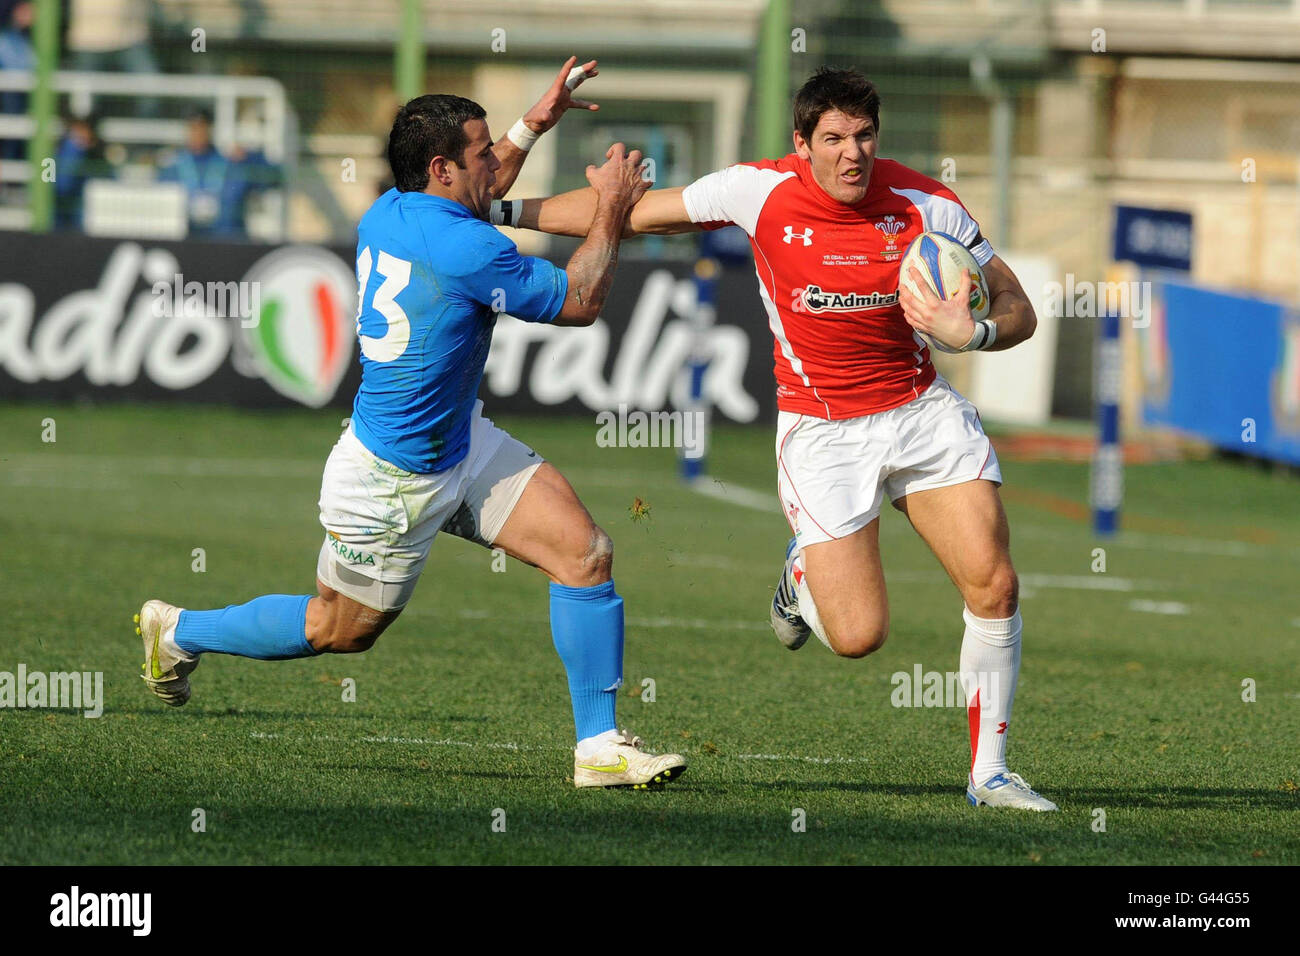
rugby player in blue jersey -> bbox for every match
[134,58,686,789]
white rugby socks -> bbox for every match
[960,605,1022,786]
[575,728,622,760]
[792,555,832,651]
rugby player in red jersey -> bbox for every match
[502,67,1055,810]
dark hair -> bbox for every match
[387,94,487,193]
[793,67,881,143]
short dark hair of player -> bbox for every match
[387,94,488,193]
[792,68,881,143]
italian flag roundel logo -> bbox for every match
[240,246,357,407]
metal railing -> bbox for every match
[0,69,297,237]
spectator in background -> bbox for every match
[159,108,245,239]
[65,0,159,116]
[227,139,281,219]
[54,112,110,228]
[0,0,33,162]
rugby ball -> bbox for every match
[898,231,990,321]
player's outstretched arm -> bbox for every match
[491,56,598,200]
[553,143,651,326]
[507,184,700,238]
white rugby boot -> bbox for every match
[136,599,199,707]
[770,536,811,650]
[967,772,1058,811]
[573,729,687,789]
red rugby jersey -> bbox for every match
[682,154,995,419]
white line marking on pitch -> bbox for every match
[628,614,768,632]
[1116,530,1253,558]
[1128,599,1190,615]
[1018,523,1264,559]
[1021,573,1138,591]
[686,476,780,513]
[0,453,323,479]
[0,453,660,488]
[887,570,1145,592]
[405,606,770,632]
[251,731,537,751]
[250,732,868,764]
[736,753,870,765]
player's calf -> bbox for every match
[490,462,682,782]
[772,557,890,658]
[788,522,892,658]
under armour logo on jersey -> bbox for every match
[783,226,814,246]
[996,721,1008,735]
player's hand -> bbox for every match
[586,142,652,211]
[899,265,976,351]
[520,56,598,135]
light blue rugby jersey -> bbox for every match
[350,189,568,473]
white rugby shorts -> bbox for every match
[776,378,1001,548]
[316,400,543,611]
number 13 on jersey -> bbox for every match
[355,246,412,363]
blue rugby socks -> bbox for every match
[549,580,623,745]
[174,594,317,660]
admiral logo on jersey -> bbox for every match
[799,285,899,314]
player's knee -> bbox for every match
[311,621,382,654]
[559,524,613,587]
[826,619,889,659]
[586,525,614,579]
[307,597,391,653]
[332,626,382,653]
[969,564,1019,619]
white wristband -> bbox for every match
[961,318,997,352]
[927,319,997,354]
[507,118,540,152]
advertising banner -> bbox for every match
[1140,277,1300,465]
[0,232,774,424]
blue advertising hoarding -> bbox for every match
[1140,278,1300,465]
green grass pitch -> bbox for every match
[1,402,1297,865]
